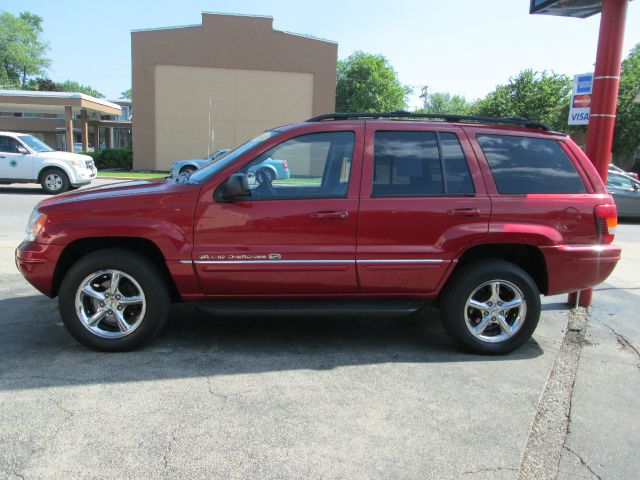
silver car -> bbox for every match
[170,149,230,178]
[607,172,640,218]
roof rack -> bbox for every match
[305,111,552,131]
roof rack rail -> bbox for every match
[305,111,552,131]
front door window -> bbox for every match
[235,131,355,200]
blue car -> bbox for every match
[170,149,230,178]
[247,157,291,183]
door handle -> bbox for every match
[447,208,480,217]
[0,156,5,158]
[310,211,349,220]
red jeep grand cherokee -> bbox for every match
[16,113,620,354]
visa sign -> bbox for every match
[568,73,593,125]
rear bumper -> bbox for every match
[541,244,621,295]
[15,241,63,297]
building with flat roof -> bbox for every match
[0,90,131,152]
[132,12,338,170]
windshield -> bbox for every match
[18,135,54,153]
[187,130,279,184]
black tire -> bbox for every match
[439,259,541,355]
[58,248,170,351]
[40,168,70,194]
[259,167,275,183]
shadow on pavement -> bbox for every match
[0,295,544,391]
[0,186,45,195]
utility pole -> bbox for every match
[419,86,429,111]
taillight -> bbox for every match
[281,160,288,170]
[594,204,617,244]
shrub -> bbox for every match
[91,148,133,170]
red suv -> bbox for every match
[16,113,621,354]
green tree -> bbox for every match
[474,70,572,131]
[24,76,57,91]
[612,43,640,168]
[336,51,411,112]
[0,11,50,88]
[56,80,104,98]
[120,88,132,99]
[416,91,475,115]
[24,77,104,97]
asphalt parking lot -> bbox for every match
[0,180,638,479]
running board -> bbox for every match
[191,299,428,318]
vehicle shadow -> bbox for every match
[0,295,545,392]
[0,186,45,195]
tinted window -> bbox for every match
[440,132,474,194]
[236,131,355,200]
[0,136,20,153]
[373,131,474,196]
[373,131,441,196]
[477,135,586,194]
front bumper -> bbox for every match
[15,241,64,297]
[541,243,621,295]
[71,167,97,186]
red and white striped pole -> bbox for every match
[569,0,629,308]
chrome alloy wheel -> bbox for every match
[75,269,146,338]
[45,173,63,191]
[464,279,527,343]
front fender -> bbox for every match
[41,216,192,260]
[37,160,79,184]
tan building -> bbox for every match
[0,90,131,152]
[131,12,338,170]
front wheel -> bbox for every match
[58,249,170,351]
[179,166,196,179]
[439,259,541,355]
[40,168,70,194]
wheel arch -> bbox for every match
[179,163,199,173]
[37,162,75,183]
[52,237,182,301]
[450,243,548,295]
[260,164,278,175]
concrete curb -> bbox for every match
[517,307,588,479]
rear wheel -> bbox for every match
[258,167,275,183]
[40,168,70,194]
[58,248,170,351]
[439,259,541,355]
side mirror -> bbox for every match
[215,173,251,202]
[16,145,28,154]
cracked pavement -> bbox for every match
[0,183,638,479]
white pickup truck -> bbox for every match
[0,131,97,194]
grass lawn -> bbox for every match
[98,171,168,179]
[274,177,321,185]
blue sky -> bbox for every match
[5,0,640,107]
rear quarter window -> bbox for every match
[477,134,586,194]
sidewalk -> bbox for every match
[557,223,640,479]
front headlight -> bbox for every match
[25,210,47,242]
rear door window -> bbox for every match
[477,135,586,194]
[372,131,474,197]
